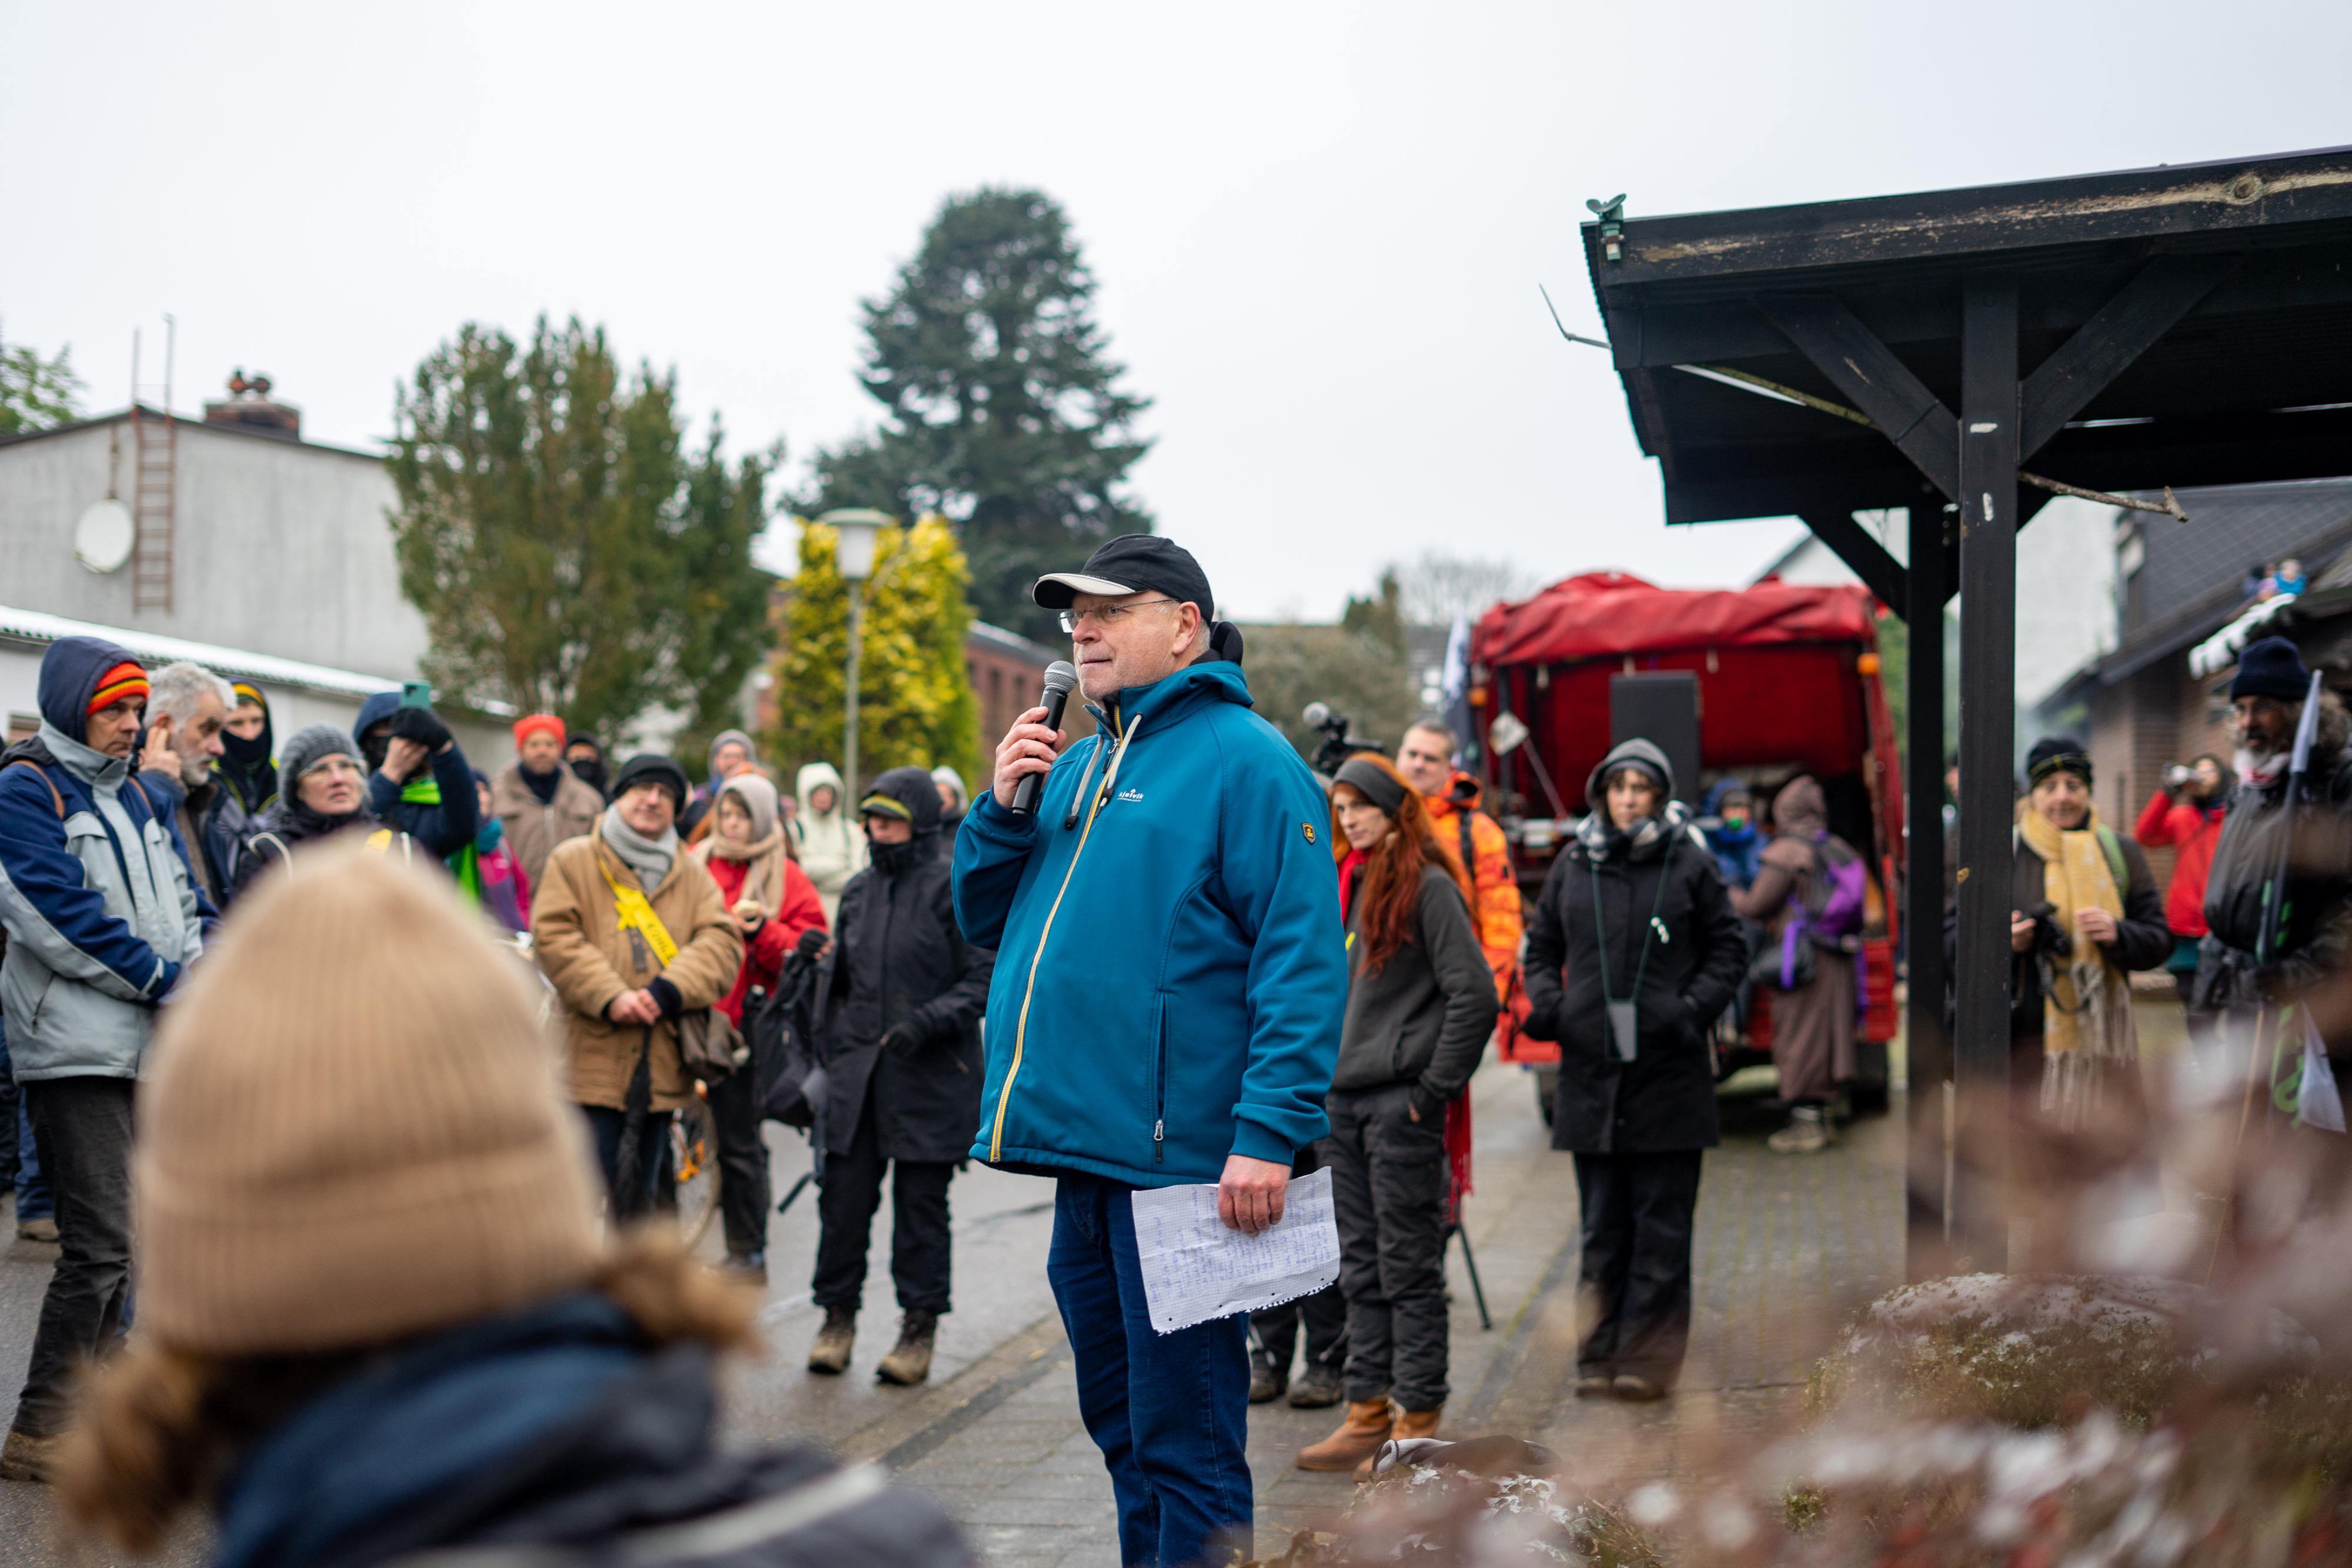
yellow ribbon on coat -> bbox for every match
[598,850,679,967]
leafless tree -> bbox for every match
[1389,550,1539,628]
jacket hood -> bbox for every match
[1772,774,1828,839]
[1585,737,1676,810]
[796,761,847,818]
[1574,795,1698,865]
[1703,777,1752,814]
[860,765,943,835]
[37,634,141,744]
[1093,660,1255,734]
[353,690,404,743]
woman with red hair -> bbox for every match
[1294,755,1496,1477]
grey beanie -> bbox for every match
[279,724,363,800]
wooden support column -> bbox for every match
[1952,275,2019,1271]
[1903,502,1953,1280]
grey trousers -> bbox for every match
[15,1076,134,1437]
[1325,1084,1451,1411]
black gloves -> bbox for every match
[388,706,454,753]
[795,927,830,961]
[645,977,684,1018]
[1518,1002,1558,1042]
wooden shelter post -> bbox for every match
[1952,275,2020,1270]
[1903,503,1953,1279]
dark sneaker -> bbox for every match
[1248,1353,1288,1404]
[1288,1360,1344,1409]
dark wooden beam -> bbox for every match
[1904,502,1952,1281]
[2018,256,2233,459]
[1798,511,1907,609]
[1951,274,2020,1272]
[1761,295,1960,500]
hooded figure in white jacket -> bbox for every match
[794,760,868,921]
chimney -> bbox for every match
[203,369,301,440]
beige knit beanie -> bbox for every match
[135,841,606,1355]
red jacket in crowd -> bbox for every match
[2134,787,2228,939]
[701,853,828,1025]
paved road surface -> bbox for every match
[0,1057,1909,1566]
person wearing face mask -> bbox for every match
[1292,755,1494,1477]
[1701,779,1762,890]
[565,733,612,801]
[215,682,279,817]
[0,637,208,1480]
[2003,740,2170,1128]
[350,690,479,861]
[689,771,826,1282]
[2134,753,2233,1038]
[233,727,412,895]
[804,768,994,1388]
[1517,739,1745,1403]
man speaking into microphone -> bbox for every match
[952,534,1345,1567]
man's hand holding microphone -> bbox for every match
[992,661,1078,813]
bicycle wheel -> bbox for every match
[670,1091,721,1247]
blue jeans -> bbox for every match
[1048,1173,1251,1568]
[579,1105,672,1218]
[0,1025,53,1223]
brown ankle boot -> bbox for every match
[806,1306,856,1375]
[876,1311,937,1386]
[1295,1397,1394,1472]
[1357,1406,1442,1479]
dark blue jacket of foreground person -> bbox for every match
[951,661,1347,1185]
[212,1293,970,1568]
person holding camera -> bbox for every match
[2134,753,2231,1032]
[2004,739,2170,1126]
[352,690,479,860]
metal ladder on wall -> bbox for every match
[130,320,176,613]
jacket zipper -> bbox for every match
[1152,998,1168,1164]
[990,714,1125,1161]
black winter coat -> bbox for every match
[1520,814,1747,1154]
[2007,827,2171,1039]
[815,837,996,1164]
[2196,745,2352,1010]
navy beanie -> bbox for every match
[2231,637,2311,703]
[2024,736,2093,786]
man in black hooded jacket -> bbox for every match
[803,767,995,1389]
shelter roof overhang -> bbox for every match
[1585,148,2352,527]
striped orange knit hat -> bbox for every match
[88,661,148,715]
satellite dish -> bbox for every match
[75,500,135,574]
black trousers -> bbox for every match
[707,1067,772,1258]
[1325,1084,1451,1411]
[811,1087,956,1316]
[1571,1149,1703,1385]
[1250,1145,1344,1372]
[15,1077,134,1437]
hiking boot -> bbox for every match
[1612,1373,1668,1402]
[0,1427,58,1483]
[1288,1360,1345,1409]
[723,1251,768,1287]
[14,1218,56,1243]
[1296,1398,1393,1472]
[1355,1407,1441,1480]
[876,1311,937,1386]
[807,1306,856,1375]
[1769,1106,1832,1154]
[1248,1352,1288,1405]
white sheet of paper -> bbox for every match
[1130,1166,1341,1335]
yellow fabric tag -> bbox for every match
[599,851,679,967]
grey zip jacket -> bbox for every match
[1328,861,1498,1115]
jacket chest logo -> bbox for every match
[1116,788,1145,804]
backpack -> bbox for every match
[1803,835,1870,944]
[752,949,827,1129]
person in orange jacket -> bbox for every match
[2133,753,2231,1036]
[1396,721,1522,989]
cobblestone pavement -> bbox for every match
[0,1055,1909,1566]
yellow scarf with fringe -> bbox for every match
[2017,803,2138,1122]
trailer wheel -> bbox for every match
[1534,1066,1559,1127]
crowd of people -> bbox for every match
[5,564,2351,1564]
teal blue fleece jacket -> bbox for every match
[951,662,1346,1188]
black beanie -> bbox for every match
[611,754,690,808]
[2231,636,2311,703]
[2024,737,2093,786]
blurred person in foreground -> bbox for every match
[350,689,479,860]
[2197,639,2352,1084]
[215,682,278,817]
[794,761,867,922]
[0,638,207,1480]
[1294,755,1494,1476]
[689,770,826,1282]
[54,844,971,1567]
[2004,743,2164,1133]
[2134,751,2232,1038]
[1519,739,1744,1402]
[135,661,241,907]
[492,713,606,888]
[954,534,1345,1567]
[1731,775,1866,1155]
[533,755,742,1215]
[805,768,993,1386]
[233,727,407,894]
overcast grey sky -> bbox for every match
[6,2,2348,620]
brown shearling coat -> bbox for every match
[492,761,608,888]
[532,833,743,1112]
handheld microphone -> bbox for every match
[1010,661,1080,817]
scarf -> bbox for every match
[2018,803,2137,1126]
[2237,746,2287,787]
[520,763,563,806]
[600,805,677,891]
[1337,848,1368,927]
[694,825,784,912]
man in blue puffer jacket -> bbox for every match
[954,534,1346,1568]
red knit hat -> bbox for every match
[513,713,566,748]
[89,661,149,716]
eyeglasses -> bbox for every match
[1059,599,1179,634]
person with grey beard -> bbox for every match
[136,662,244,911]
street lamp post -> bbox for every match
[822,509,890,797]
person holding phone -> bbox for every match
[350,686,478,860]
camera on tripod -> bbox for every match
[1301,702,1385,778]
